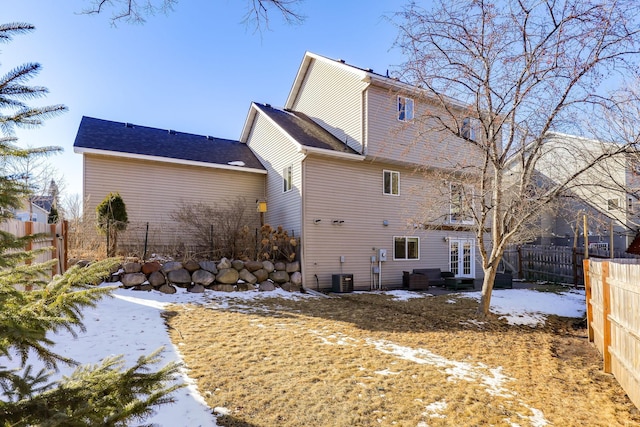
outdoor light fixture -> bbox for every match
[256,200,267,213]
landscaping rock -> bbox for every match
[141,261,162,275]
[269,270,289,284]
[262,260,275,273]
[133,283,154,291]
[290,271,302,286]
[158,283,177,294]
[258,281,276,291]
[188,284,205,293]
[162,261,183,273]
[289,282,301,292]
[217,257,232,270]
[121,273,147,287]
[253,268,268,283]
[274,261,286,271]
[239,269,258,284]
[183,260,201,273]
[192,269,215,286]
[236,283,256,291]
[231,260,245,271]
[244,260,263,272]
[123,262,141,274]
[148,271,166,287]
[167,268,192,284]
[212,284,235,292]
[199,260,218,274]
[280,282,292,292]
[286,261,300,273]
[216,268,239,284]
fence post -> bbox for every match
[517,245,523,280]
[601,260,612,374]
[583,259,594,343]
[50,223,58,276]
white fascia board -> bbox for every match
[285,52,369,109]
[73,147,267,174]
[239,103,258,143]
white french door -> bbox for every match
[449,238,475,278]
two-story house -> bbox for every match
[534,132,638,251]
[74,52,486,290]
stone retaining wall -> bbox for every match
[113,257,302,294]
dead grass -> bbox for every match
[166,293,640,427]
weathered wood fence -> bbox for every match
[502,245,638,286]
[584,259,640,410]
[0,219,68,277]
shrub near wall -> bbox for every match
[114,257,302,294]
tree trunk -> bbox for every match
[108,229,118,257]
[478,265,499,316]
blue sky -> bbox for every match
[3,1,407,199]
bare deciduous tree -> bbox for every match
[393,0,640,316]
[81,0,305,28]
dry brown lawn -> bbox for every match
[166,292,640,427]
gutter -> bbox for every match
[297,145,365,161]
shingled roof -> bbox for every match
[254,103,360,155]
[73,116,265,171]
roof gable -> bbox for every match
[73,116,265,171]
[254,103,359,155]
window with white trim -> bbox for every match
[283,165,293,193]
[383,170,400,196]
[450,183,474,224]
[397,96,414,122]
[394,236,419,260]
[607,198,619,211]
[461,117,480,141]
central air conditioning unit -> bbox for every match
[332,274,353,293]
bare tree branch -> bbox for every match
[80,0,305,28]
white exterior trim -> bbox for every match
[73,147,267,174]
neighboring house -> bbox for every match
[13,198,50,223]
[73,117,267,248]
[534,132,638,251]
[74,52,488,290]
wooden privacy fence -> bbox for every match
[584,259,640,410]
[502,245,638,286]
[0,219,68,276]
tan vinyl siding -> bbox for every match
[290,58,368,153]
[365,85,484,169]
[83,154,265,224]
[302,156,478,290]
[245,112,305,236]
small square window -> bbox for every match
[394,236,419,260]
[283,165,292,193]
[398,96,414,122]
[607,198,619,210]
[450,183,474,224]
[383,170,400,196]
[462,117,479,141]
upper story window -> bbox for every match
[283,165,293,193]
[383,170,400,196]
[607,198,619,211]
[397,96,414,122]
[394,236,419,260]
[462,117,480,141]
[450,183,474,224]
